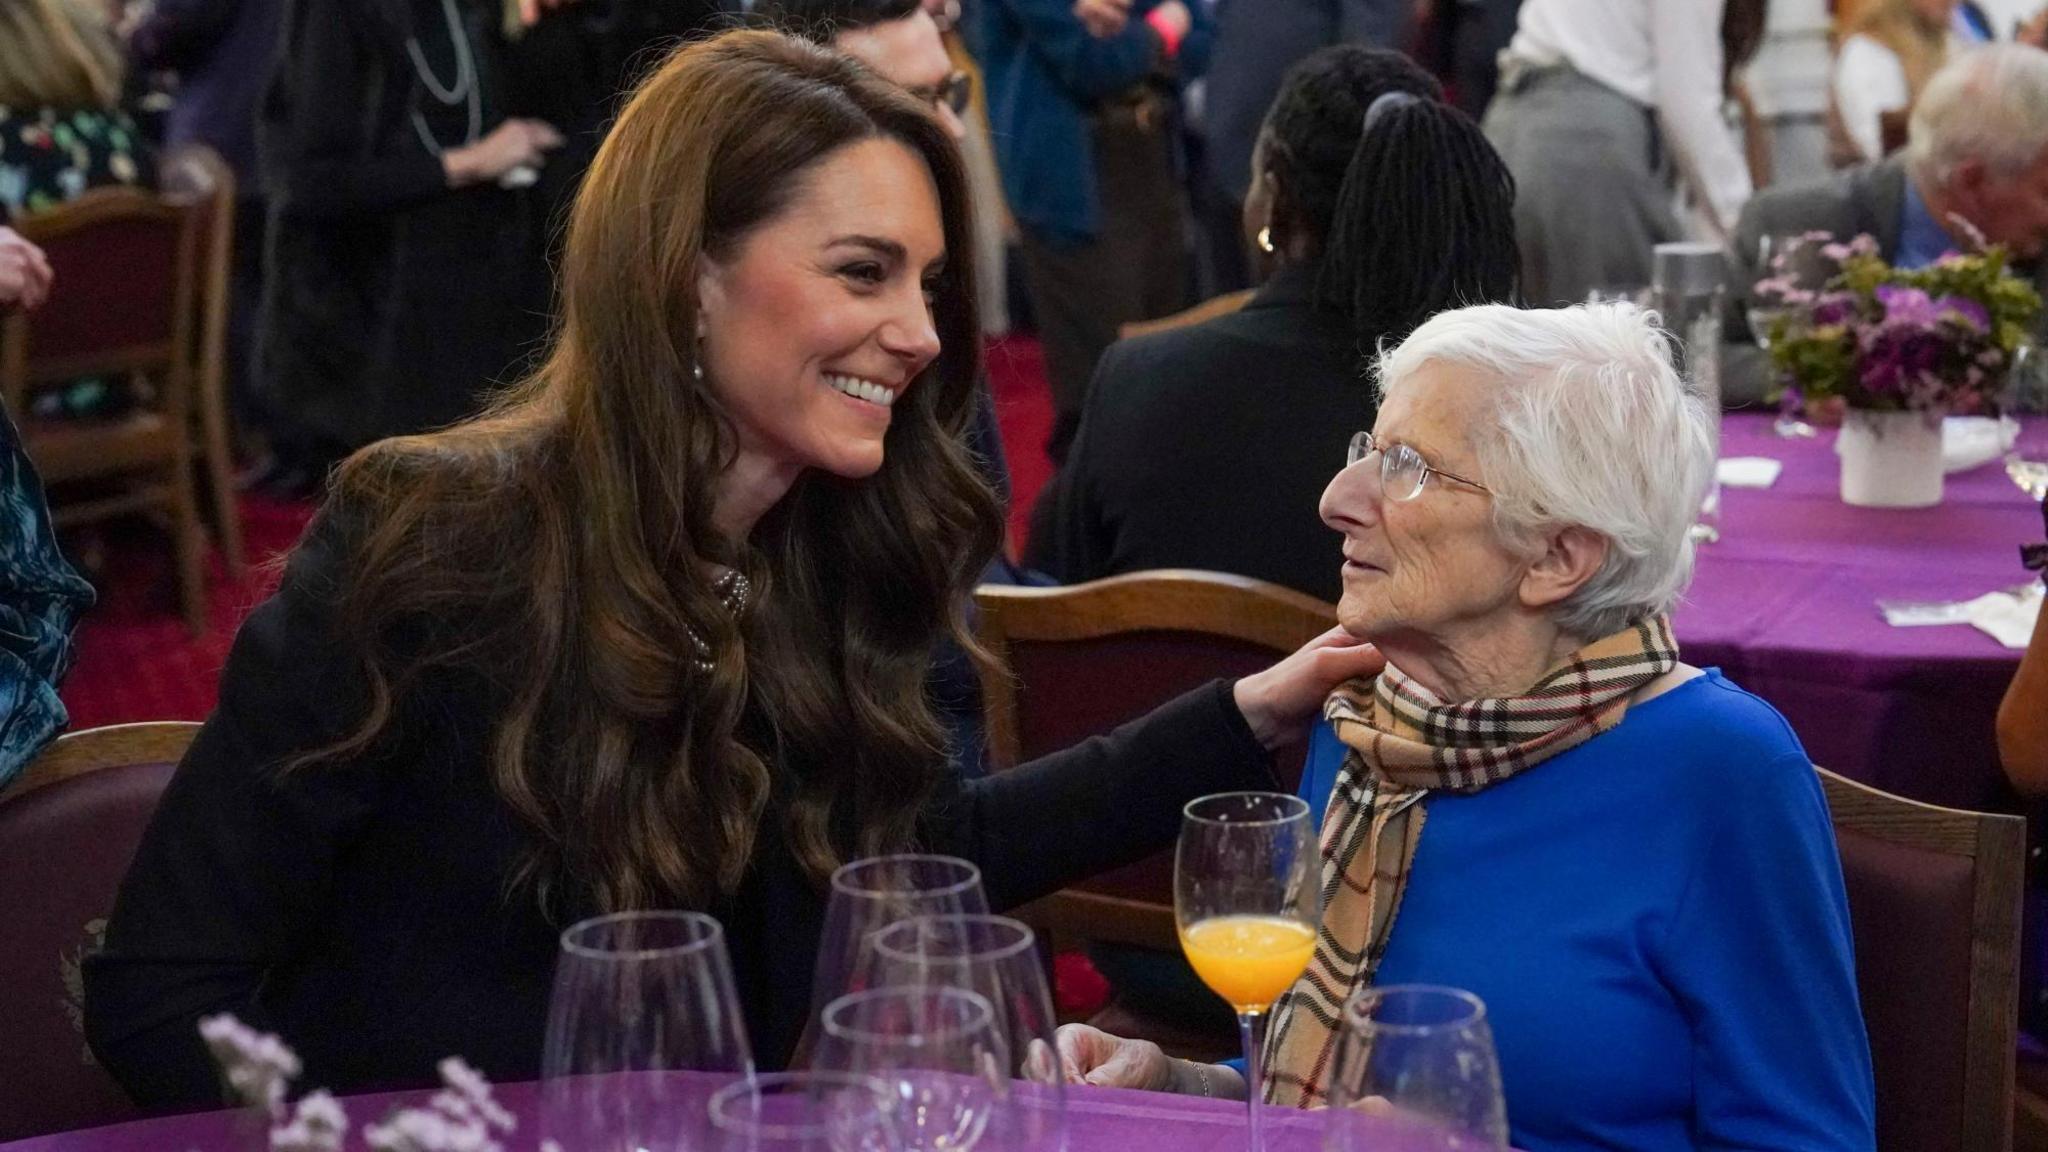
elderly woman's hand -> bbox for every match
[1232,626,1384,750]
[1056,1024,1172,1090]
[1055,1024,1247,1097]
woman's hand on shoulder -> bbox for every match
[1232,626,1384,750]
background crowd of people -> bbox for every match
[6,0,2048,1148]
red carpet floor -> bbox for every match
[58,335,1057,727]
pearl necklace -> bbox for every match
[687,568,753,674]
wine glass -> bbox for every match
[1322,986,1508,1151]
[812,855,991,1026]
[540,911,755,1152]
[1176,792,1319,1152]
[1747,234,1806,353]
[864,915,1065,1150]
[708,1072,903,1152]
[813,986,1012,1152]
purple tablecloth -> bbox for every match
[0,1077,1485,1152]
[1674,413,2045,812]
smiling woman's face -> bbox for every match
[1318,361,1527,647]
[695,135,947,484]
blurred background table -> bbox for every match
[1674,413,2046,815]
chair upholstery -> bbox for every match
[158,144,244,577]
[1818,767,2024,1152]
[975,571,1334,952]
[2,187,208,633]
[0,722,196,1140]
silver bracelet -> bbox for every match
[1190,1060,1213,1098]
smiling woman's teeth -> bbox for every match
[826,374,896,407]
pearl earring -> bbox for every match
[1256,226,1276,255]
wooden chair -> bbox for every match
[1817,766,2025,1152]
[2,187,209,633]
[975,570,1335,954]
[0,722,199,1140]
[1115,289,1255,342]
[158,144,245,577]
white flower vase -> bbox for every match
[1836,409,1944,507]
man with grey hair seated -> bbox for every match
[1725,42,2048,404]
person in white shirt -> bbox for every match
[1830,0,1954,165]
[1481,0,1759,306]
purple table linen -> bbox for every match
[0,1077,1498,1152]
[1674,414,2044,813]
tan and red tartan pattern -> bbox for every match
[1261,616,1679,1107]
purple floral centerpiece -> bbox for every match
[1753,232,2042,506]
[1754,232,2039,416]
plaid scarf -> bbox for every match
[1261,615,1679,1107]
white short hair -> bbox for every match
[1908,43,2048,181]
[1372,302,1716,640]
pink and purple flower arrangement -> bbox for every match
[1752,232,2041,417]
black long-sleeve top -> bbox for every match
[83,511,1272,1110]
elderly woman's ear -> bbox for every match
[1517,525,1610,615]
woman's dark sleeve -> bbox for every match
[267,0,447,219]
[928,679,1274,910]
[82,510,387,1110]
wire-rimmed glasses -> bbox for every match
[1346,431,1491,503]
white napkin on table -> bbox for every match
[1880,583,2042,648]
[1717,457,1783,488]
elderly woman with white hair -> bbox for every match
[1059,302,1877,1152]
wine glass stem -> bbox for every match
[1238,1010,1264,1152]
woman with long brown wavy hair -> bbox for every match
[82,28,1379,1107]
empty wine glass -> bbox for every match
[541,911,755,1152]
[708,1071,903,1152]
[865,916,1065,1150]
[813,986,1011,1152]
[1323,986,1508,1151]
[812,855,990,1026]
[1176,793,1319,1152]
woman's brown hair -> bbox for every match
[0,0,123,111]
[308,29,1000,914]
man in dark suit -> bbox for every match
[1196,0,1412,294]
[1726,43,2048,405]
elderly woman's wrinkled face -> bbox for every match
[1320,361,1529,646]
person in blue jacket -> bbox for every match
[1057,301,1877,1152]
[972,0,1211,463]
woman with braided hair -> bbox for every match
[1057,302,1876,1152]
[1028,45,1520,604]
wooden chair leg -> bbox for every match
[168,463,208,636]
[196,391,243,578]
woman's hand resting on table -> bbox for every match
[1232,626,1384,750]
[1055,1024,1248,1098]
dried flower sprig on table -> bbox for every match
[199,1015,515,1152]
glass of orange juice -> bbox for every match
[1175,792,1317,1152]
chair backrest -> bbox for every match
[1,187,201,416]
[1818,766,2024,1152]
[975,571,1334,949]
[0,722,198,1140]
[1115,289,1255,342]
